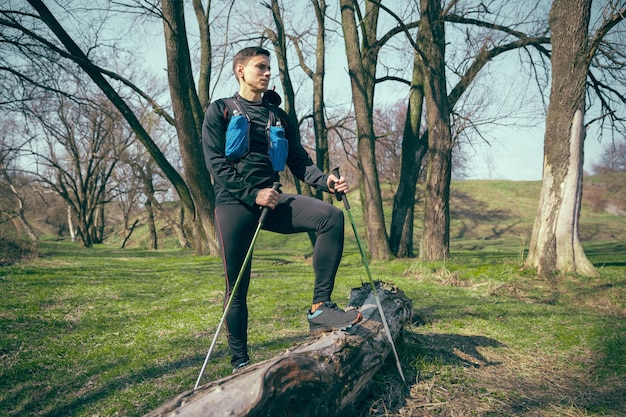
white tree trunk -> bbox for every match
[554,109,596,275]
[67,205,76,242]
[525,0,598,277]
[526,110,597,276]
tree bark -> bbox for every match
[340,0,392,260]
[146,198,158,250]
[419,0,452,261]
[191,0,211,111]
[390,48,427,258]
[145,283,412,417]
[67,205,76,242]
[525,0,597,276]
[161,0,218,256]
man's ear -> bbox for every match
[236,64,245,82]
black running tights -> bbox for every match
[214,193,345,366]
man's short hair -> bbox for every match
[232,47,270,80]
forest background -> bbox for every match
[1,1,625,416]
[1,0,624,276]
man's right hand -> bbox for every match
[255,187,279,209]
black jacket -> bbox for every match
[202,94,329,207]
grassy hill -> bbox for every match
[102,176,625,257]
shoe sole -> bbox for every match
[309,311,363,334]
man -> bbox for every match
[201,46,362,372]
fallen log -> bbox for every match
[145,282,413,417]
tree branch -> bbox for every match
[587,3,626,64]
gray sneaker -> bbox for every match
[307,301,362,333]
[232,361,249,374]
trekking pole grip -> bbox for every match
[332,167,350,210]
[259,182,282,225]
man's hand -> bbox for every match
[328,174,349,195]
[255,187,280,209]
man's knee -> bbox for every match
[321,205,344,234]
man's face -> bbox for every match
[237,54,271,93]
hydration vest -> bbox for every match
[223,94,288,172]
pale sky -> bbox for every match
[467,124,608,181]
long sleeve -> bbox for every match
[280,109,329,192]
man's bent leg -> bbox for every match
[264,194,344,303]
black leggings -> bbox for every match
[214,193,344,366]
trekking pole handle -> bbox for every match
[259,182,282,225]
[331,167,350,210]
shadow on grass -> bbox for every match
[37,241,193,260]
[5,333,308,417]
[408,331,505,369]
[354,330,506,417]
[586,242,626,267]
[450,190,520,240]
[359,327,626,417]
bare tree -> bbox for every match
[26,94,132,247]
[111,153,146,248]
[0,118,38,241]
[340,0,396,260]
[593,137,626,174]
[380,0,551,259]
[526,0,626,276]
[389,44,428,258]
[285,0,334,202]
[415,0,454,261]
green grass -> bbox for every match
[1,177,625,416]
[1,240,624,416]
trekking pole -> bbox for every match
[194,182,282,390]
[332,168,406,383]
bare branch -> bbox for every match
[587,3,626,63]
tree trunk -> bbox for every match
[146,198,158,250]
[419,0,452,261]
[390,49,427,258]
[93,204,105,244]
[175,206,192,249]
[161,0,218,256]
[121,219,139,249]
[310,0,332,204]
[191,0,211,111]
[8,183,38,241]
[145,283,412,417]
[340,0,392,260]
[525,0,597,276]
[67,205,76,242]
